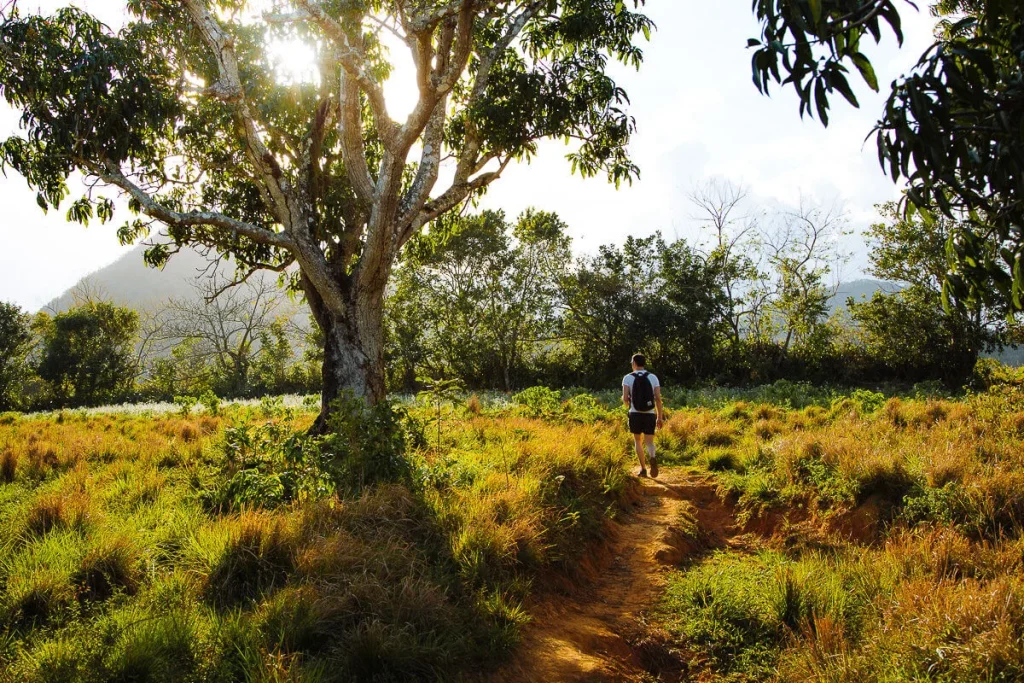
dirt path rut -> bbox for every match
[490,468,739,683]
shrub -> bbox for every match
[173,395,198,416]
[562,393,607,423]
[199,389,221,416]
[511,386,561,418]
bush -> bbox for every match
[511,386,561,418]
[208,397,414,510]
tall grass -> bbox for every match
[0,396,632,681]
[653,384,1024,681]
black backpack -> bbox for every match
[630,371,655,411]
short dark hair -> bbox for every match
[631,353,646,367]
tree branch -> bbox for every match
[402,156,512,246]
[339,68,378,206]
[179,0,294,225]
[92,161,295,250]
[289,0,398,148]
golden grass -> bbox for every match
[0,401,632,682]
[655,385,1024,682]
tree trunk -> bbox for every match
[312,296,386,433]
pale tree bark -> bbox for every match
[81,0,548,427]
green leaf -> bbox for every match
[808,0,821,24]
[852,53,878,91]
[830,71,860,108]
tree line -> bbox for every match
[1,182,1012,412]
[386,182,1013,392]
[0,278,320,412]
[2,0,1020,422]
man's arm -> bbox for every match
[655,386,664,428]
[622,384,631,408]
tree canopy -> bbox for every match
[0,0,651,417]
[750,0,1024,313]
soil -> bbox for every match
[489,468,742,683]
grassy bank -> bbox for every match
[652,385,1024,681]
[0,398,632,682]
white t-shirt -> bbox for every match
[622,371,660,414]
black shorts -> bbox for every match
[628,412,657,435]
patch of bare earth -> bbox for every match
[489,469,741,683]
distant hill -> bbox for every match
[43,245,281,313]
[828,278,903,314]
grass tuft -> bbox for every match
[73,534,144,602]
[25,492,92,536]
[203,512,297,607]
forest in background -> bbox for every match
[1,182,1019,413]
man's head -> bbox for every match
[631,353,646,371]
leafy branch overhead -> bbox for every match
[750,0,1024,314]
[0,0,652,409]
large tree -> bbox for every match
[0,0,650,424]
[750,0,1024,314]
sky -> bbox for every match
[0,1,940,310]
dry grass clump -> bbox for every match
[801,405,829,427]
[1,447,18,482]
[717,401,752,423]
[5,570,79,628]
[882,397,908,427]
[73,534,145,602]
[861,576,1024,680]
[178,422,199,442]
[885,526,1022,581]
[923,442,973,487]
[25,491,94,536]
[752,418,784,440]
[752,403,785,421]
[664,411,737,450]
[24,442,61,479]
[202,511,298,607]
[909,399,950,427]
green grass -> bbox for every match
[0,398,634,682]
[651,384,1024,681]
[7,382,1024,681]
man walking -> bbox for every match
[622,354,664,478]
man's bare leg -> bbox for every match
[644,434,658,478]
[633,433,648,475]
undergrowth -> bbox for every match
[652,384,1024,681]
[0,393,632,682]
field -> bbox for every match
[1,383,1024,681]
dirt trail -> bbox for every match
[490,468,740,683]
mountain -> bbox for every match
[43,246,279,313]
[828,278,903,314]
